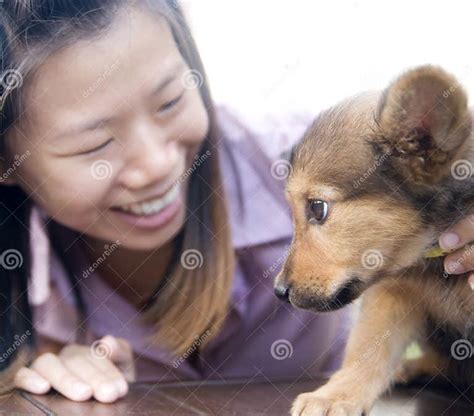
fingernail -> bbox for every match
[116,379,128,395]
[96,383,119,402]
[440,232,460,250]
[74,382,91,396]
[446,261,464,274]
[32,378,49,392]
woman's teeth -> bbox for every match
[118,185,180,216]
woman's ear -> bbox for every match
[374,65,472,185]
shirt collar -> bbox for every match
[28,205,51,306]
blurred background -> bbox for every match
[184,0,473,124]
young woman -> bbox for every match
[0,0,470,405]
[0,0,350,404]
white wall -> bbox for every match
[186,0,473,120]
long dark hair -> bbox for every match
[0,0,234,392]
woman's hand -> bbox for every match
[14,335,135,403]
[439,218,474,289]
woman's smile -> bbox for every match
[111,182,183,230]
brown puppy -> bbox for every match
[274,65,474,415]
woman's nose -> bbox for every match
[120,129,181,189]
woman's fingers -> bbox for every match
[439,215,474,254]
[443,243,474,275]
[440,215,474,277]
[16,336,134,403]
[14,366,50,394]
[60,346,127,403]
[94,335,136,382]
[30,352,93,401]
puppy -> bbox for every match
[274,65,474,415]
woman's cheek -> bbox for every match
[178,93,210,148]
[34,159,112,217]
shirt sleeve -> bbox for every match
[215,104,314,162]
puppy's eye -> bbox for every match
[306,199,328,224]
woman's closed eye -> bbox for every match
[80,137,114,155]
[157,93,184,114]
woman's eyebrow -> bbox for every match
[52,61,186,142]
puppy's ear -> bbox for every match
[375,65,472,185]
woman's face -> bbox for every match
[4,7,209,251]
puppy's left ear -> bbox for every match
[375,65,472,185]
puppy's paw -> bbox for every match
[291,391,368,416]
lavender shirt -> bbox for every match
[28,106,353,383]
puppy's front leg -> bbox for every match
[292,283,423,416]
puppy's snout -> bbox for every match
[274,282,291,303]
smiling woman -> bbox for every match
[0,0,351,406]
[0,0,233,395]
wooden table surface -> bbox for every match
[1,377,473,415]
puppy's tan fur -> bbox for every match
[275,65,474,415]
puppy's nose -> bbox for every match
[274,283,291,303]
